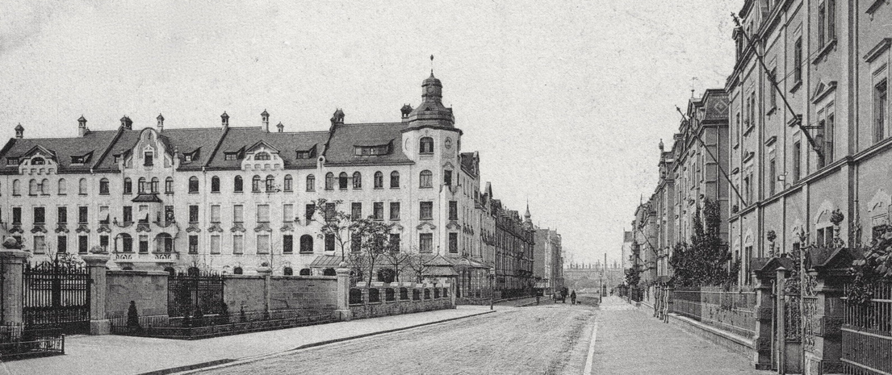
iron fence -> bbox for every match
[0,323,65,360]
[842,280,892,374]
[23,260,90,334]
[167,272,224,317]
[670,286,757,338]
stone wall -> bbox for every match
[268,276,338,312]
[224,276,267,313]
[348,283,455,320]
[106,270,169,318]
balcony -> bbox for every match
[114,252,180,264]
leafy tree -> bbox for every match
[404,246,431,283]
[669,198,738,287]
[311,198,355,261]
[348,218,397,286]
[849,228,892,305]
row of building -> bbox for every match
[0,72,564,297]
[628,0,892,286]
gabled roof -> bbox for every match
[323,122,413,166]
[0,130,119,174]
[206,126,328,170]
[159,128,225,170]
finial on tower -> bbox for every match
[430,54,434,75]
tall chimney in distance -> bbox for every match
[261,110,269,132]
[14,124,23,139]
[78,115,88,137]
[156,113,164,131]
[221,111,229,131]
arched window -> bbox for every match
[119,233,133,253]
[283,175,293,192]
[306,174,315,192]
[252,175,261,193]
[211,176,220,193]
[79,178,87,195]
[390,171,400,188]
[283,267,294,276]
[338,172,348,190]
[138,177,146,193]
[255,152,270,161]
[234,176,243,193]
[12,179,20,196]
[99,178,109,195]
[419,170,433,188]
[299,268,311,276]
[374,171,383,188]
[165,177,173,193]
[29,179,37,195]
[300,235,313,253]
[352,172,362,189]
[188,176,199,193]
[323,268,336,276]
[31,157,45,165]
[265,175,275,192]
[40,178,49,195]
[420,137,434,154]
[57,179,66,195]
[325,173,334,190]
[151,177,159,193]
[123,178,132,194]
[233,267,243,275]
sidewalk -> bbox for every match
[0,306,492,375]
[591,297,772,375]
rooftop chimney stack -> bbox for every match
[400,104,413,119]
[156,113,165,131]
[77,115,88,137]
[276,122,284,133]
[330,108,345,126]
[261,110,269,132]
[14,124,24,139]
[221,111,230,130]
[120,115,133,130]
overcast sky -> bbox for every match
[0,0,740,266]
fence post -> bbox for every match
[0,249,28,326]
[335,263,352,321]
[82,253,111,335]
[803,266,847,375]
[777,267,787,375]
[256,267,272,316]
[665,286,673,323]
[752,268,775,370]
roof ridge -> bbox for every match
[92,125,126,170]
[204,126,229,168]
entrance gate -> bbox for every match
[23,260,91,334]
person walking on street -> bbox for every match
[570,290,577,305]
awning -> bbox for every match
[132,193,163,203]
[308,255,347,268]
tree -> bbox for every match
[387,247,413,283]
[348,218,397,286]
[404,246,431,283]
[669,198,738,287]
[311,198,354,261]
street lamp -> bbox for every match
[489,267,495,311]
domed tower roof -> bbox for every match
[403,72,455,128]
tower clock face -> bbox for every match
[426,85,435,94]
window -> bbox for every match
[188,176,199,193]
[305,204,315,222]
[794,37,802,84]
[420,201,433,220]
[282,267,294,276]
[300,268,312,276]
[29,236,44,254]
[99,206,109,224]
[210,235,221,254]
[189,205,199,223]
[827,0,836,41]
[57,236,67,254]
[57,179,65,195]
[188,235,198,254]
[165,177,173,193]
[211,205,221,223]
[255,152,270,161]
[159,233,173,252]
[78,206,88,224]
[12,207,21,224]
[351,232,361,253]
[420,137,434,154]
[390,202,400,221]
[122,233,134,253]
[7,158,18,166]
[123,178,132,194]
[300,235,313,253]
[306,175,315,192]
[449,201,458,220]
[419,233,433,253]
[793,141,801,182]
[390,171,400,188]
[33,207,45,224]
[325,233,335,252]
[283,204,294,222]
[373,202,383,220]
[768,157,777,196]
[144,151,153,167]
[449,233,458,253]
[164,206,174,223]
[351,203,362,220]
[99,235,108,252]
[352,172,362,189]
[233,267,243,275]
[444,170,452,186]
[224,153,237,161]
[78,236,88,253]
[234,176,243,193]
[374,172,383,188]
[29,179,37,196]
[97,178,108,195]
[876,80,888,143]
[325,203,335,221]
[768,69,777,110]
[233,235,244,255]
[211,176,220,193]
[283,235,293,253]
[138,205,149,223]
[252,175,261,192]
[389,234,400,252]
[284,175,293,192]
[257,204,270,223]
[825,110,834,163]
[265,175,275,192]
[339,172,348,190]
[420,170,433,188]
[12,179,19,196]
[818,2,826,46]
[325,173,334,190]
[79,178,87,195]
[743,174,751,206]
[123,206,132,223]
[151,177,159,193]
[58,207,67,224]
[138,178,146,194]
[257,234,270,254]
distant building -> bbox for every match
[534,227,564,295]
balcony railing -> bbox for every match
[114,252,179,263]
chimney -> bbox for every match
[330,108,345,126]
[261,110,269,132]
[156,113,164,131]
[221,111,230,130]
[78,115,88,137]
[400,104,413,118]
[276,122,284,133]
[120,115,133,130]
[14,124,24,139]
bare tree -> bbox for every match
[311,198,355,261]
[403,246,431,283]
[349,218,396,286]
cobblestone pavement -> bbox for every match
[592,296,773,375]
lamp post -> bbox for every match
[489,267,495,311]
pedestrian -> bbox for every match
[570,290,577,305]
[536,293,540,305]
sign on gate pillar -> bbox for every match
[0,250,28,326]
[82,253,111,335]
[335,263,353,321]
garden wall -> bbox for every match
[224,276,267,313]
[268,276,338,312]
[106,270,168,318]
[348,283,455,320]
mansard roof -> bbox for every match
[322,122,413,166]
[207,126,327,169]
[0,130,119,174]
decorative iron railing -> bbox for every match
[842,281,892,374]
[670,286,757,339]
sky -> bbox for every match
[0,0,740,267]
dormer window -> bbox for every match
[420,137,434,154]
[184,154,192,163]
[6,158,19,166]
[224,153,238,161]
[144,151,154,167]
[255,152,271,161]
[354,144,390,156]
[32,157,45,165]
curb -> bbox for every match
[157,310,496,375]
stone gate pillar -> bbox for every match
[0,250,28,326]
[803,248,855,375]
[752,262,777,370]
[335,263,352,321]
[82,253,110,334]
